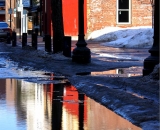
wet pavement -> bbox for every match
[17,35,150,62]
[0,78,141,130]
[0,36,159,130]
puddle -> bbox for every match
[76,66,142,77]
[0,79,141,130]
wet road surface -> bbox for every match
[17,37,149,62]
[0,37,158,130]
[0,78,141,130]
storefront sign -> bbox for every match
[17,6,23,12]
[22,0,30,7]
[8,8,12,14]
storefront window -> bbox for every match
[28,16,33,30]
[0,1,5,7]
[0,1,5,16]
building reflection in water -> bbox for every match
[0,79,141,130]
[91,67,142,77]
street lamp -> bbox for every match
[143,0,159,76]
[72,0,91,63]
[10,0,11,28]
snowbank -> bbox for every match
[87,26,153,49]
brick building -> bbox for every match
[41,0,153,38]
[87,0,153,34]
[0,0,16,29]
[0,0,153,38]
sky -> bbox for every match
[87,26,153,49]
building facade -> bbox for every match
[0,0,152,38]
[41,0,152,37]
[87,0,153,34]
[0,0,5,21]
[0,0,16,29]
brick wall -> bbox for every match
[132,0,152,26]
[5,0,16,30]
[87,0,152,34]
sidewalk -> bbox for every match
[1,35,159,130]
[16,35,149,61]
[17,35,44,49]
[17,35,77,51]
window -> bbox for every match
[0,1,5,7]
[117,0,131,24]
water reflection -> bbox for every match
[91,66,142,77]
[0,79,141,130]
[76,66,142,77]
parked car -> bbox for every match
[0,22,12,41]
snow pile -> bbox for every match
[87,26,153,49]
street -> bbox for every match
[0,78,142,130]
[0,38,159,130]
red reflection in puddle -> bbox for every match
[0,79,141,130]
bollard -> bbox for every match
[45,34,51,52]
[12,31,17,47]
[22,33,27,47]
[63,36,71,57]
[6,32,11,44]
[32,33,37,50]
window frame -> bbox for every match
[116,0,131,24]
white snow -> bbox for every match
[87,26,153,49]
